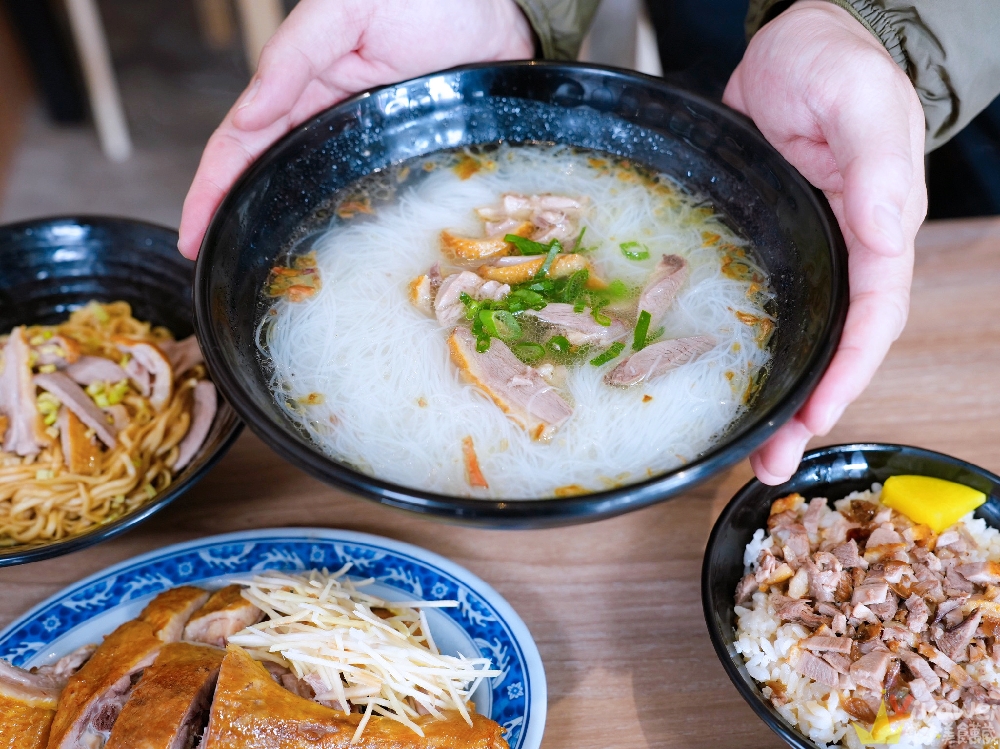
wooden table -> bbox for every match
[3,217,999,748]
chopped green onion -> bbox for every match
[607,279,629,298]
[592,310,612,327]
[535,240,562,279]
[513,342,545,365]
[479,309,522,342]
[475,335,491,353]
[508,288,547,310]
[505,234,551,256]
[620,241,650,261]
[590,341,625,366]
[143,483,157,499]
[633,310,652,350]
[646,326,665,344]
[35,469,54,481]
[559,269,589,303]
[547,335,572,357]
[573,299,586,313]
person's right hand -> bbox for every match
[178,0,534,259]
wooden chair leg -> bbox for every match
[63,0,131,161]
[234,0,285,71]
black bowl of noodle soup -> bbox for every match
[195,61,847,527]
[703,444,1000,749]
[0,216,242,565]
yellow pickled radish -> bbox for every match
[881,475,986,533]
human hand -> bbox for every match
[723,0,927,484]
[178,0,534,259]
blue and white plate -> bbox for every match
[0,528,545,749]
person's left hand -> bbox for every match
[723,0,928,484]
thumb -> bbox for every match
[824,71,919,258]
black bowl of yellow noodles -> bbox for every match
[195,61,848,528]
[0,216,242,565]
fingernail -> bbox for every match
[237,78,261,110]
[873,203,904,255]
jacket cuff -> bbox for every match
[746,0,906,72]
[510,0,600,61]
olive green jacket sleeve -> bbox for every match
[510,0,602,61]
[747,0,1000,151]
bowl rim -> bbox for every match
[0,214,245,566]
[195,59,848,526]
[700,442,1000,749]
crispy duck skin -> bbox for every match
[0,660,61,749]
[202,646,508,749]
[182,585,264,648]
[104,643,224,749]
[47,620,163,749]
[139,586,210,643]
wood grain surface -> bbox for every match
[2,217,999,748]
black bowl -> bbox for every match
[196,61,848,527]
[0,216,243,565]
[702,443,1000,749]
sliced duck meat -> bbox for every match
[849,650,891,691]
[604,335,716,388]
[125,357,151,396]
[104,642,225,749]
[0,326,46,456]
[32,335,82,367]
[113,338,173,411]
[831,540,866,569]
[636,254,687,325]
[805,552,843,603]
[772,523,811,567]
[935,609,982,662]
[879,620,916,646]
[865,526,904,549]
[956,561,1000,585]
[794,651,840,688]
[64,356,128,387]
[945,565,976,596]
[139,586,210,643]
[526,303,627,346]
[802,497,827,537]
[157,335,204,376]
[104,404,130,431]
[448,327,572,441]
[899,651,942,693]
[439,228,528,262]
[433,271,510,328]
[852,579,889,606]
[58,408,101,475]
[408,274,433,315]
[201,646,508,749]
[774,596,829,628]
[47,620,163,749]
[0,659,61,749]
[478,252,590,286]
[734,573,757,605]
[869,593,899,621]
[905,594,931,633]
[33,643,98,684]
[476,193,585,244]
[172,381,217,471]
[801,635,852,654]
[34,372,117,448]
[183,585,264,647]
[820,652,852,675]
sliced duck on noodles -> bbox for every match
[636,254,688,325]
[183,585,265,648]
[32,334,82,368]
[172,381,217,471]
[0,659,62,749]
[0,326,47,456]
[476,193,586,245]
[64,356,129,387]
[605,335,716,387]
[35,372,117,448]
[47,620,163,749]
[156,335,203,376]
[112,338,173,411]
[478,253,592,286]
[58,408,101,474]
[439,222,531,263]
[433,271,510,328]
[448,326,572,441]
[104,643,225,749]
[139,586,211,643]
[525,303,627,347]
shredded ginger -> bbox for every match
[227,567,501,741]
